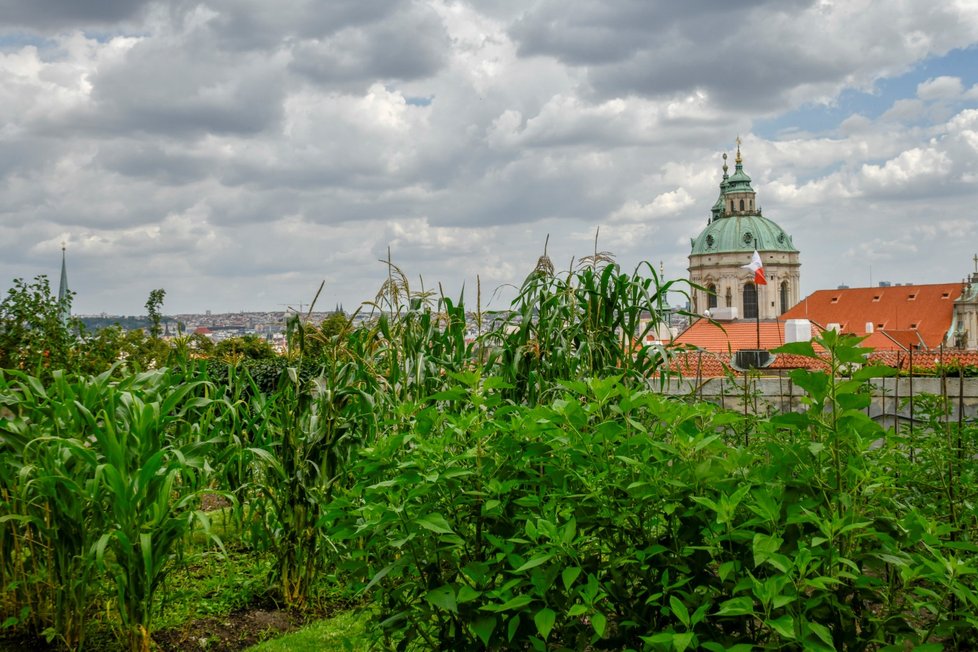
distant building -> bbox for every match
[673,143,978,372]
[688,142,800,320]
[952,266,978,349]
[781,282,963,351]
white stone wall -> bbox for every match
[953,284,978,349]
[689,250,801,319]
[662,375,978,423]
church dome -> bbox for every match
[690,142,796,255]
[691,213,797,255]
[688,141,801,321]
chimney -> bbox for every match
[785,319,812,343]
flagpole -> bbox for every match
[742,249,766,353]
[756,283,761,350]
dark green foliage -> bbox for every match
[2,259,978,651]
[0,275,77,375]
[334,332,978,650]
[213,335,277,363]
[0,366,227,651]
[204,357,323,395]
[144,289,166,339]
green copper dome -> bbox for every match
[691,143,797,255]
[690,213,797,254]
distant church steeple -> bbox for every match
[58,243,70,325]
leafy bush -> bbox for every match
[331,332,978,650]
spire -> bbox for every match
[722,152,728,179]
[57,243,70,325]
[723,137,755,197]
[710,153,730,223]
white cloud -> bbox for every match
[917,75,964,101]
[609,188,693,223]
[2,0,978,313]
[860,147,952,188]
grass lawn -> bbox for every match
[247,610,370,652]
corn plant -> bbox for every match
[90,371,227,651]
[486,256,688,406]
[364,255,474,404]
[0,367,227,652]
[247,313,382,607]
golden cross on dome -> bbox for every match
[735,136,742,164]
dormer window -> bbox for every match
[942,292,951,299]
[908,293,917,301]
[873,295,881,302]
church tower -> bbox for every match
[57,243,70,325]
[688,142,800,320]
[951,256,978,349]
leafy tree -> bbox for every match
[187,332,215,357]
[72,325,126,375]
[320,312,348,339]
[299,312,350,361]
[214,334,276,363]
[0,275,76,373]
[145,288,166,338]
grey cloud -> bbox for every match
[3,0,978,315]
[94,142,214,185]
[509,0,791,65]
[201,0,400,51]
[84,38,286,137]
[0,137,63,181]
[589,43,846,111]
[0,0,156,31]
[507,0,973,113]
[289,6,450,89]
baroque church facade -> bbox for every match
[688,144,800,320]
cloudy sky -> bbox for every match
[2,0,978,315]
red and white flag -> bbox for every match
[742,250,767,285]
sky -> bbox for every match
[2,0,978,316]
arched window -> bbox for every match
[750,199,754,210]
[725,287,732,307]
[730,200,734,212]
[743,283,758,319]
[780,281,789,314]
[739,199,745,211]
[707,284,718,309]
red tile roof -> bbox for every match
[866,349,978,372]
[781,283,962,350]
[661,347,830,378]
[660,346,978,379]
[673,319,789,353]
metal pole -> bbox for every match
[909,347,914,462]
[756,284,762,350]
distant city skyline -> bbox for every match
[2,2,978,314]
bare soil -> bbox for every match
[154,597,310,652]
[0,597,333,652]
